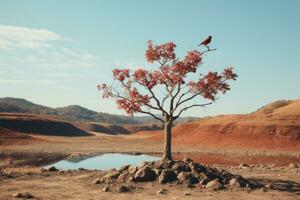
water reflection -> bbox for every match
[46,153,160,170]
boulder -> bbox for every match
[206,179,223,191]
[189,162,207,174]
[103,170,121,180]
[177,172,191,183]
[117,172,131,182]
[134,167,157,182]
[137,161,149,169]
[172,161,190,172]
[177,172,199,184]
[128,165,138,174]
[119,165,131,172]
[158,169,176,184]
[229,176,248,188]
[154,160,174,169]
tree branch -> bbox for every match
[173,91,202,112]
[138,110,164,123]
[200,46,217,56]
[173,102,212,120]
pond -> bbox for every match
[45,153,160,170]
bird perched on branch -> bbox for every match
[199,36,212,46]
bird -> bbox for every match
[198,36,212,46]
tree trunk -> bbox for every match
[162,120,172,161]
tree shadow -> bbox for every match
[250,177,300,194]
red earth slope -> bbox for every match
[137,99,300,151]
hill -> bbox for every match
[0,97,197,124]
[75,122,161,135]
[0,113,91,137]
[0,127,44,145]
[137,99,300,151]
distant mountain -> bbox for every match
[0,97,198,124]
[0,98,56,115]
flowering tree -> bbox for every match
[97,37,237,161]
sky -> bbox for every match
[0,0,299,117]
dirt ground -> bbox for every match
[0,133,300,199]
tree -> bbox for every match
[97,37,237,161]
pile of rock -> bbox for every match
[94,158,257,191]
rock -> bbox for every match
[102,186,111,192]
[47,166,59,172]
[189,176,199,185]
[119,165,131,172]
[158,169,176,184]
[222,172,234,179]
[189,162,207,174]
[199,177,211,186]
[128,165,138,174]
[117,172,131,182]
[153,169,162,176]
[264,184,273,189]
[93,178,101,184]
[172,161,190,172]
[164,160,175,168]
[184,192,191,196]
[239,163,249,169]
[229,176,248,188]
[205,179,223,191]
[137,161,149,169]
[289,163,297,169]
[103,170,121,180]
[78,167,85,170]
[12,192,34,199]
[156,189,166,194]
[117,185,130,193]
[177,172,192,183]
[154,160,174,169]
[134,167,157,182]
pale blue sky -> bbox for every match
[0,0,299,117]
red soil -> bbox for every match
[173,153,300,167]
[137,99,300,152]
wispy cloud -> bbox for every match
[0,78,55,85]
[0,25,63,49]
[23,47,98,69]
